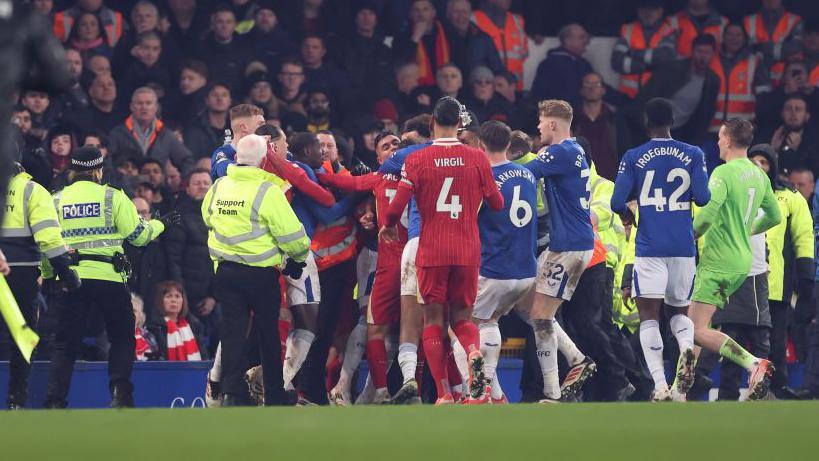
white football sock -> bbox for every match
[555,321,585,367]
[398,342,418,384]
[532,318,559,399]
[669,314,695,352]
[449,331,470,384]
[355,372,375,404]
[335,321,367,393]
[479,322,503,400]
[282,329,315,389]
[640,320,668,390]
[209,342,222,382]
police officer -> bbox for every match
[203,134,310,406]
[0,158,79,409]
[44,146,178,408]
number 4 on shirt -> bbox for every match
[436,177,462,219]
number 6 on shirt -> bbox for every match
[436,177,462,219]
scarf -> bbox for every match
[135,326,153,361]
[416,21,450,86]
[165,317,202,361]
[126,115,164,154]
[49,151,72,175]
[71,37,104,52]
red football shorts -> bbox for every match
[367,266,401,325]
[416,265,479,307]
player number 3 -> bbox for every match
[436,177,462,219]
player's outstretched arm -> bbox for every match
[751,183,782,235]
[266,154,336,207]
[318,171,381,193]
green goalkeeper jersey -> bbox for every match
[693,157,781,274]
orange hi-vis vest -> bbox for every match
[311,216,357,271]
[709,52,761,132]
[472,11,528,91]
[53,7,124,47]
[769,52,819,87]
[587,224,607,269]
[744,11,801,47]
[312,162,356,271]
[617,20,676,97]
[668,11,728,57]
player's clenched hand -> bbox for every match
[379,225,398,244]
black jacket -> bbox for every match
[183,111,226,160]
[531,47,594,109]
[632,59,720,145]
[164,193,213,306]
[443,22,504,75]
[147,314,209,361]
[125,237,169,323]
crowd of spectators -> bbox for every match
[7,0,819,371]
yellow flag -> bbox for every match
[0,275,39,363]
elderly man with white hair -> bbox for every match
[202,134,311,406]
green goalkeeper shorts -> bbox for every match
[691,266,747,309]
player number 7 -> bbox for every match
[436,177,462,219]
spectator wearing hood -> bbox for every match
[45,125,78,188]
[748,144,815,400]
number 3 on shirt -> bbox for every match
[437,177,462,219]
[580,168,591,209]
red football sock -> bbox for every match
[325,355,342,392]
[415,341,425,395]
[366,339,389,390]
[452,320,480,355]
[422,324,449,398]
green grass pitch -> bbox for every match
[1,402,816,460]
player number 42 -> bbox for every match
[436,177,462,219]
[638,168,691,212]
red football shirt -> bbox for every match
[319,171,409,267]
[386,138,503,267]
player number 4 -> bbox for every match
[436,177,462,219]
